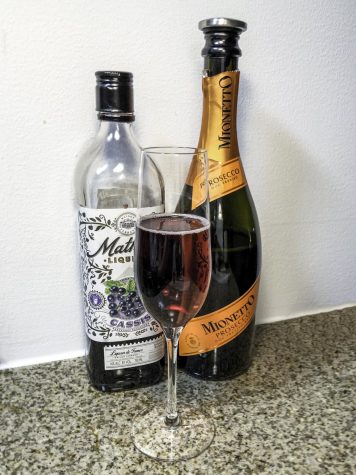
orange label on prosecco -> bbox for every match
[205,157,246,203]
[179,278,259,356]
[190,157,246,209]
[191,170,206,209]
[192,71,247,205]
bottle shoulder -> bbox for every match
[77,132,141,177]
[212,186,260,240]
[75,128,141,208]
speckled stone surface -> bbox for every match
[1,307,355,475]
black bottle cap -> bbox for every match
[95,71,135,122]
[199,18,247,59]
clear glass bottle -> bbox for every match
[75,71,164,391]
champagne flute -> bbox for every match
[131,147,214,461]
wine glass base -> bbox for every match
[131,404,215,462]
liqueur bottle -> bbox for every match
[179,18,262,379]
[75,71,164,391]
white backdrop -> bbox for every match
[0,0,355,368]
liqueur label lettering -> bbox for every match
[88,236,134,258]
[78,206,165,369]
[103,336,165,370]
[179,278,260,356]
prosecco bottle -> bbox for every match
[75,71,164,391]
[178,18,262,379]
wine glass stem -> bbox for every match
[164,326,183,426]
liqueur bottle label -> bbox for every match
[179,278,259,356]
[188,71,247,209]
[78,206,164,367]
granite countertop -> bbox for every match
[1,307,355,475]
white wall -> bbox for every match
[0,0,355,369]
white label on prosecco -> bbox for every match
[104,336,165,370]
[78,206,164,363]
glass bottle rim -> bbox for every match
[143,147,207,156]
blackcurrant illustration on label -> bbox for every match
[105,277,146,323]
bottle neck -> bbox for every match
[203,55,239,77]
[201,27,242,77]
[195,22,248,201]
[199,27,243,160]
[198,65,240,162]
[97,119,135,141]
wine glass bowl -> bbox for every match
[135,213,211,329]
[131,147,214,461]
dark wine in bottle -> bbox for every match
[135,214,211,329]
[75,72,164,391]
[178,18,262,380]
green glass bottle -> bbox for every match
[178,18,262,380]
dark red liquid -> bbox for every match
[135,214,211,329]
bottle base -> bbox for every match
[179,318,256,381]
[86,359,164,392]
[90,380,161,392]
[183,359,251,381]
